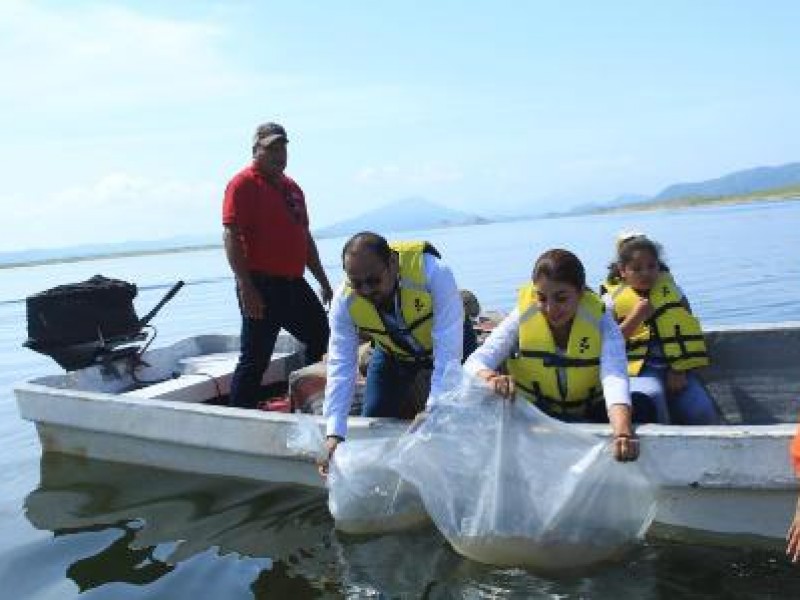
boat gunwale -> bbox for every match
[14,378,798,439]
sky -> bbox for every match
[1,0,799,252]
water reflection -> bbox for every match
[21,453,800,599]
[62,520,173,590]
[25,454,331,594]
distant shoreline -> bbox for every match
[581,188,800,216]
[0,243,222,270]
[3,192,799,269]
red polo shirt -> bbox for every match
[222,165,310,278]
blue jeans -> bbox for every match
[631,363,718,425]
[668,370,719,425]
[362,316,478,418]
[362,348,426,418]
[629,364,670,424]
[229,274,329,409]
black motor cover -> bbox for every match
[25,275,140,351]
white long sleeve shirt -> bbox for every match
[463,307,631,408]
[323,253,464,438]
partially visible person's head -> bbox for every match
[532,249,585,330]
[533,249,585,290]
[608,233,667,292]
[252,122,288,177]
[342,232,398,307]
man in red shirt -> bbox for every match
[223,122,333,408]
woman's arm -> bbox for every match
[600,312,639,461]
[463,309,521,399]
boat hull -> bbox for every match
[15,326,800,541]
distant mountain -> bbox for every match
[555,193,650,216]
[653,162,800,201]
[315,197,489,238]
[609,193,650,206]
[574,162,800,216]
[1,198,490,266]
[7,162,799,266]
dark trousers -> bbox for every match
[362,315,479,418]
[576,393,658,424]
[229,274,329,408]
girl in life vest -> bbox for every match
[464,249,646,463]
[601,233,718,425]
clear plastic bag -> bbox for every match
[393,367,656,570]
[329,437,429,535]
[285,414,327,463]
[285,415,428,534]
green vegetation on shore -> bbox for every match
[588,184,800,215]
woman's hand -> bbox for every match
[607,404,640,462]
[317,436,341,477]
[612,433,640,462]
[666,369,688,397]
[477,370,515,400]
[788,497,800,563]
[489,375,515,400]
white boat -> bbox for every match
[14,322,800,542]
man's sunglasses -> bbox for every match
[348,266,388,291]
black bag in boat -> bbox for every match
[24,275,140,350]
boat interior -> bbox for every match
[24,323,800,426]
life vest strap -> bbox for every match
[516,380,600,416]
[377,345,433,365]
[517,350,600,368]
[657,333,705,344]
[666,324,707,362]
[649,301,685,321]
[667,350,709,362]
[626,339,652,351]
[358,326,386,335]
[404,312,433,332]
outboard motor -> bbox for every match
[23,275,184,371]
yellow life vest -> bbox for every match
[603,272,709,375]
[345,241,437,360]
[506,284,605,417]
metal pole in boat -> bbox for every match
[139,281,185,327]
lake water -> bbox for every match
[1,201,799,598]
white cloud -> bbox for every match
[0,1,239,114]
[5,172,219,250]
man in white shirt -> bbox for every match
[321,232,475,470]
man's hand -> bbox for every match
[317,436,341,477]
[320,282,334,307]
[238,279,264,320]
